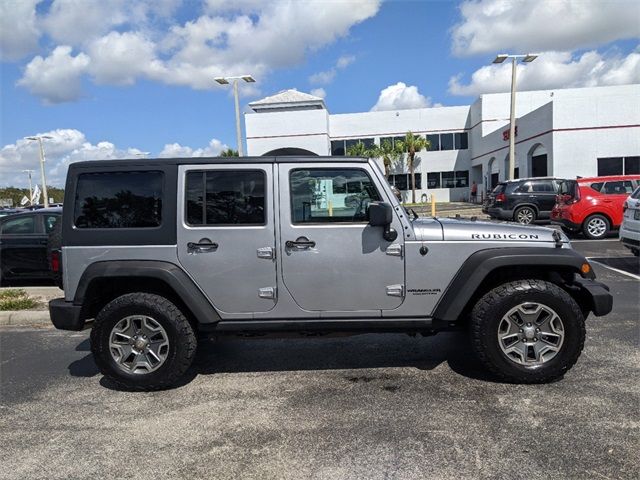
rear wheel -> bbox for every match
[91,293,197,390]
[514,206,536,225]
[470,279,585,383]
[582,214,610,239]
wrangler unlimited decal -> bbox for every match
[471,233,540,240]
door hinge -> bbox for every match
[257,246,275,259]
[258,286,277,299]
[386,244,403,257]
[386,284,405,297]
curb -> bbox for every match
[0,310,51,327]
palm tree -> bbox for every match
[346,141,374,158]
[376,139,404,176]
[397,132,430,203]
[219,148,239,157]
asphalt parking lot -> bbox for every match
[1,240,638,479]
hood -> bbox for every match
[412,216,570,244]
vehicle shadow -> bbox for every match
[75,331,499,391]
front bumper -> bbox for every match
[573,278,613,317]
[49,298,85,331]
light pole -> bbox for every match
[214,75,256,157]
[492,53,538,180]
[22,169,34,205]
[26,135,53,207]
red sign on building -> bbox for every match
[503,126,518,141]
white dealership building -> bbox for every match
[245,84,640,202]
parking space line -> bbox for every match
[587,257,640,280]
[571,239,620,243]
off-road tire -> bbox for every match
[47,219,63,288]
[514,206,536,225]
[91,293,197,390]
[582,214,610,240]
[470,279,585,383]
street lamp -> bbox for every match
[25,135,53,207]
[492,53,538,180]
[22,170,34,205]
[214,75,256,157]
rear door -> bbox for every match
[530,180,558,217]
[176,164,277,314]
[277,163,405,312]
[0,214,44,279]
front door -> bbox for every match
[277,163,405,312]
[177,164,277,314]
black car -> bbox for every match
[482,177,561,224]
[0,207,62,284]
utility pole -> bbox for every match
[492,54,538,180]
[214,75,256,157]
[26,135,53,207]
[22,169,34,205]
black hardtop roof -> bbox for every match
[69,156,369,170]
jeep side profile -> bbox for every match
[49,156,613,390]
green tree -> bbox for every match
[219,148,239,157]
[397,132,430,203]
[375,139,404,176]
[345,141,375,158]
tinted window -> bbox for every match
[597,157,623,176]
[74,172,163,229]
[186,170,265,226]
[515,182,533,193]
[426,134,440,151]
[411,173,422,190]
[492,183,507,194]
[427,172,440,188]
[1,216,35,234]
[531,181,555,192]
[455,170,469,188]
[625,156,639,174]
[440,133,454,151]
[455,132,468,150]
[389,174,408,191]
[442,171,455,188]
[590,182,604,192]
[603,181,634,195]
[290,169,381,223]
[44,215,59,233]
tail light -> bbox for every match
[495,193,506,202]
[51,250,60,272]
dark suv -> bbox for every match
[483,178,561,225]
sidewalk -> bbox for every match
[0,286,60,327]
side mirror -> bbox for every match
[367,202,398,242]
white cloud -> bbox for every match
[17,46,90,104]
[309,54,356,85]
[310,88,326,99]
[452,0,640,57]
[448,48,640,96]
[0,0,40,61]
[0,129,229,186]
[158,139,227,158]
[370,82,433,111]
[13,1,380,102]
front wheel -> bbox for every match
[91,293,197,390]
[470,280,585,383]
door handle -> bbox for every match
[285,237,316,249]
[187,239,218,252]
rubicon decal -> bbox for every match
[471,233,540,240]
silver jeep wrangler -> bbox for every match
[50,156,612,390]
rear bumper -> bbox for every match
[573,278,613,317]
[486,207,512,219]
[551,217,581,231]
[49,298,85,331]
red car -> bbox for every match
[552,175,640,239]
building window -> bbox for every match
[625,156,639,174]
[185,170,266,226]
[455,170,469,188]
[331,140,345,156]
[290,169,381,223]
[440,133,454,151]
[597,156,639,176]
[427,172,440,188]
[74,171,163,228]
[388,173,421,190]
[455,132,468,150]
[426,134,440,151]
[441,171,455,188]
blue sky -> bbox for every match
[1,0,639,186]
